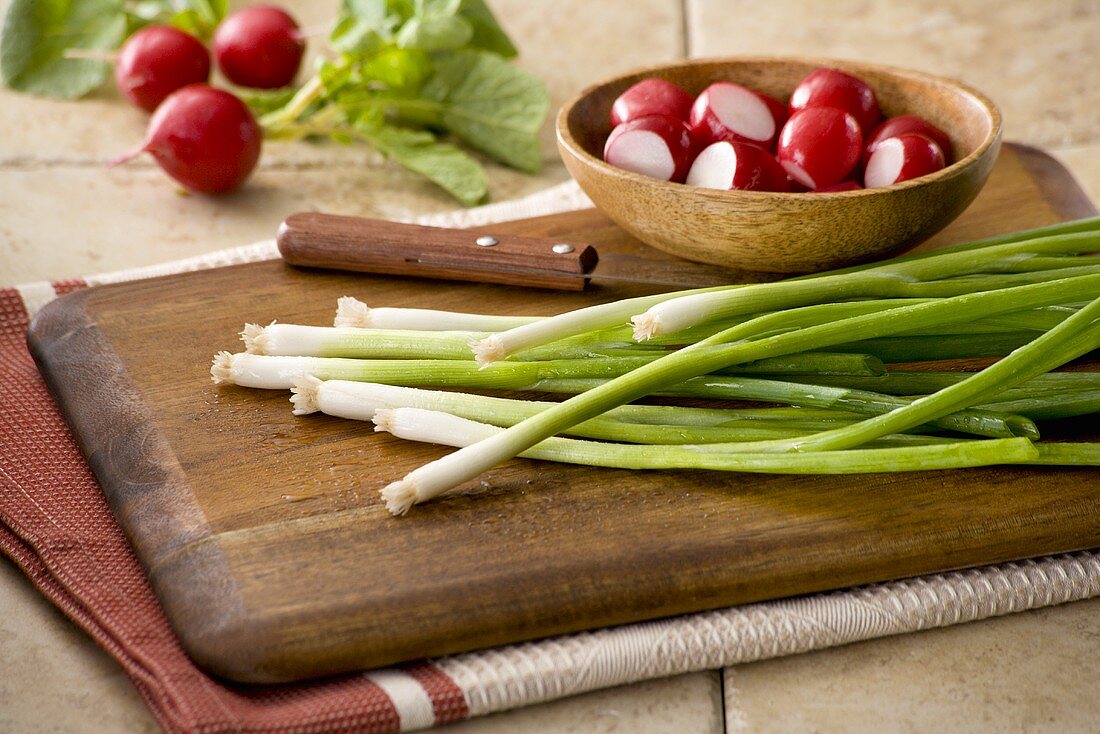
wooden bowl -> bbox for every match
[557,56,1002,273]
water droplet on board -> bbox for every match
[282,493,312,503]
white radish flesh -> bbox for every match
[776,107,862,189]
[689,82,787,149]
[686,141,789,192]
[864,115,953,164]
[603,114,695,182]
[610,78,694,126]
[863,134,946,188]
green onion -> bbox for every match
[372,407,1039,474]
[291,378,857,444]
[533,375,1034,439]
[242,321,883,376]
[788,295,1100,451]
[832,332,1036,361]
[790,370,1100,396]
[978,390,1100,420]
[378,277,1100,514]
[634,252,1099,341]
[474,219,1100,363]
[1030,443,1100,465]
[333,295,539,331]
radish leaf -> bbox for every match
[364,124,489,206]
[458,0,516,58]
[421,49,547,172]
[1,0,126,99]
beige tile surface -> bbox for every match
[0,161,570,286]
[687,0,1100,147]
[0,558,159,734]
[723,598,1100,734]
[1051,143,1100,207]
[2,1,1099,733]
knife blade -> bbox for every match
[276,212,752,291]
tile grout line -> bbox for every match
[718,667,729,734]
[679,0,692,57]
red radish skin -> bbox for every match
[689,82,788,150]
[813,180,863,193]
[213,5,304,89]
[786,177,811,193]
[604,114,695,182]
[686,141,788,192]
[863,133,945,189]
[789,68,881,134]
[610,78,694,126]
[865,114,953,164]
[776,107,862,189]
[112,84,262,194]
[114,26,211,112]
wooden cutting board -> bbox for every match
[28,144,1100,685]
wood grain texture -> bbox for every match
[27,144,1099,685]
[277,213,599,291]
[558,56,1002,272]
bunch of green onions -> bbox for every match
[211,218,1100,516]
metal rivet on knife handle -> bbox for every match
[475,236,499,247]
[552,243,575,254]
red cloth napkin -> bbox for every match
[0,281,468,733]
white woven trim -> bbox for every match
[14,282,59,318]
[85,240,280,288]
[434,551,1100,721]
[14,180,592,318]
[364,671,435,731]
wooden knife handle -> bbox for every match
[277,212,599,291]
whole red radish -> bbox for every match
[114,25,211,112]
[863,133,945,188]
[776,107,862,189]
[689,82,787,150]
[686,141,788,192]
[610,78,694,126]
[214,5,304,88]
[864,114,952,164]
[112,84,262,194]
[604,114,695,182]
[789,68,881,134]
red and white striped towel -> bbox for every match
[3,182,1099,733]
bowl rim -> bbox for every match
[556,54,1004,200]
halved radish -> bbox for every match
[686,141,789,192]
[604,114,695,182]
[864,114,952,164]
[813,180,863,193]
[789,68,881,134]
[688,82,788,149]
[863,133,945,188]
[776,107,862,189]
[610,78,694,126]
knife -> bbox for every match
[276,212,753,291]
